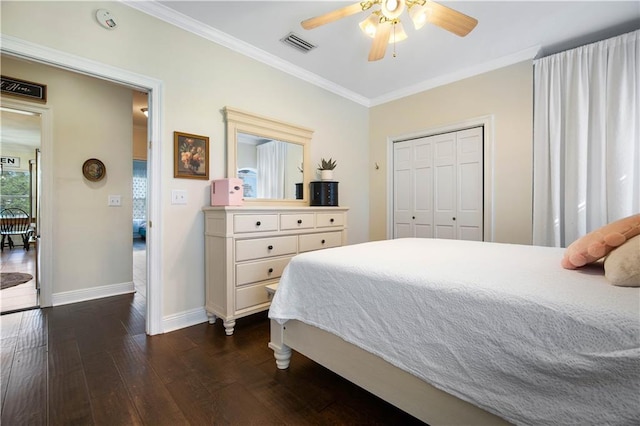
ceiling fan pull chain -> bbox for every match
[393,21,398,58]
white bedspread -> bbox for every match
[268,238,640,425]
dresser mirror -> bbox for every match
[224,107,312,204]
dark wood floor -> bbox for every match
[1,293,425,425]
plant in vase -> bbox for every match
[317,158,337,181]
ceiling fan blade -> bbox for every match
[301,2,365,30]
[425,0,478,37]
[368,22,392,62]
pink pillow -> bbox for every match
[561,214,640,269]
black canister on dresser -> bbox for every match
[309,181,339,206]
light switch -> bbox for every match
[171,189,187,205]
[108,195,122,207]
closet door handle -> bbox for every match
[256,221,261,226]
[268,245,274,250]
[412,216,416,220]
[452,217,456,221]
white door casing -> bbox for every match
[1,35,164,335]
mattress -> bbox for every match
[268,238,640,425]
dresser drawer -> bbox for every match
[299,231,343,253]
[236,256,293,286]
[236,236,297,261]
[236,282,271,311]
[280,213,315,230]
[316,212,345,228]
[234,214,278,233]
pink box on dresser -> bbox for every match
[211,178,244,206]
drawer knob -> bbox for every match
[268,268,274,274]
[256,221,261,226]
[330,218,335,223]
[268,245,274,250]
[321,239,326,244]
[297,219,302,224]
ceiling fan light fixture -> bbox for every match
[359,13,379,38]
[409,3,430,30]
[391,20,408,42]
[381,0,405,20]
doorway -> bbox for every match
[387,115,496,242]
[392,127,484,240]
[2,38,163,334]
[0,107,41,313]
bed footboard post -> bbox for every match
[268,319,292,369]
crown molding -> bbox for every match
[123,1,371,107]
[369,45,541,106]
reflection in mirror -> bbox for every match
[237,133,303,199]
[224,107,312,205]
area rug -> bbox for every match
[0,272,33,290]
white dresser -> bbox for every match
[203,206,348,335]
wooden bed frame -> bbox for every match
[269,319,511,425]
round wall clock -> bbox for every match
[82,158,106,182]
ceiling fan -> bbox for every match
[301,0,478,61]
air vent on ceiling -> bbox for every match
[281,32,316,53]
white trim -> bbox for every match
[0,98,54,308]
[52,282,135,307]
[162,306,208,333]
[386,115,495,241]
[1,34,165,335]
[371,46,540,106]
[124,1,370,107]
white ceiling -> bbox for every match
[145,0,640,106]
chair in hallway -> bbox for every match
[0,208,33,251]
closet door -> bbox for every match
[393,127,483,241]
[455,127,483,240]
[433,132,457,239]
[393,139,433,238]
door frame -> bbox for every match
[1,98,50,307]
[1,35,164,335]
[386,115,496,242]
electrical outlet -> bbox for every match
[108,195,122,207]
[171,189,187,205]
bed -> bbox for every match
[268,238,640,425]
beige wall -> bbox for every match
[369,61,534,244]
[133,125,147,161]
[2,56,134,292]
[1,1,369,319]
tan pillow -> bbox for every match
[604,234,640,287]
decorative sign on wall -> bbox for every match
[0,75,47,103]
[1,156,21,168]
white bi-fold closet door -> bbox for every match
[393,127,484,241]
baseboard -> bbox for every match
[162,306,208,333]
[52,281,135,306]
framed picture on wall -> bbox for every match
[174,131,209,180]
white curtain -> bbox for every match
[532,30,640,247]
[257,141,287,199]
